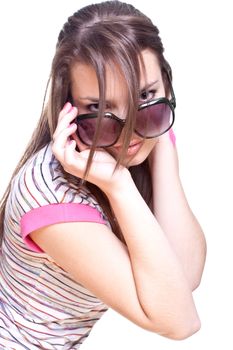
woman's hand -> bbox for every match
[52,103,131,193]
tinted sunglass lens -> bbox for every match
[136,102,173,137]
[77,116,122,147]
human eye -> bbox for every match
[86,102,111,113]
[87,103,99,112]
[139,89,156,102]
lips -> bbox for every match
[129,140,142,147]
[113,140,143,156]
[114,140,142,149]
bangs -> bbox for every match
[71,27,144,175]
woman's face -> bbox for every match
[70,49,166,167]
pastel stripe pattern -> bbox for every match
[0,143,109,349]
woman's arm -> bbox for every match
[32,105,201,339]
[149,130,207,290]
[31,171,201,340]
[104,173,201,338]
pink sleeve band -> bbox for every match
[169,128,176,145]
[20,203,107,253]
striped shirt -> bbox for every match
[0,143,109,349]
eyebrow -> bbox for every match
[141,80,159,91]
[77,80,159,102]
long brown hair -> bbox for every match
[0,1,172,244]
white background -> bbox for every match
[0,0,233,348]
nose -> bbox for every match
[111,102,129,119]
[111,106,142,146]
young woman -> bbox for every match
[0,1,206,348]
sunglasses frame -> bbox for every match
[75,71,176,147]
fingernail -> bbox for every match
[68,123,76,129]
[68,139,75,146]
[63,102,71,112]
[71,106,78,113]
[63,102,69,108]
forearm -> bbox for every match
[150,135,206,290]
[105,178,200,337]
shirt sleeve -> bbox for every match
[169,128,176,145]
[14,144,108,253]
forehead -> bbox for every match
[70,49,162,101]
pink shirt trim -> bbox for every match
[20,203,107,253]
[169,128,176,145]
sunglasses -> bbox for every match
[75,77,176,148]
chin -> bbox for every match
[123,152,149,167]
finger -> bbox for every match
[64,139,87,178]
[53,107,78,140]
[52,123,77,161]
[54,123,77,148]
[58,105,78,124]
[55,106,78,137]
[58,102,73,121]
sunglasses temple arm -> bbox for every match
[166,69,176,109]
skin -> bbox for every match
[31,48,206,339]
[70,49,165,167]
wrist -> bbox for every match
[103,168,136,199]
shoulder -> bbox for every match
[7,142,109,252]
[12,142,102,209]
[13,142,75,206]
